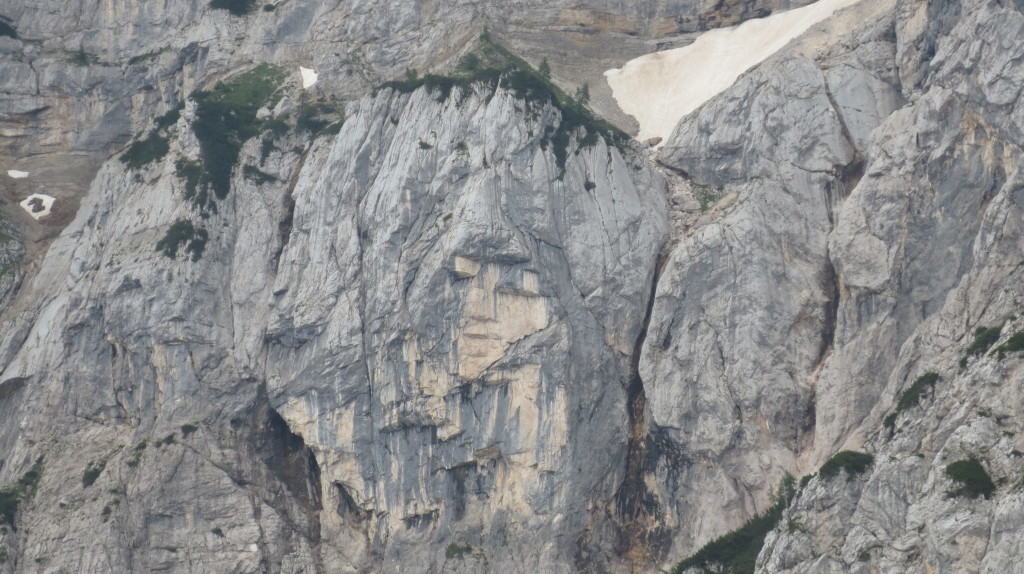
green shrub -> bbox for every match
[82,460,106,488]
[378,34,626,179]
[883,412,897,430]
[174,158,205,209]
[445,543,473,560]
[296,99,342,134]
[0,457,44,528]
[157,433,176,447]
[212,527,226,537]
[994,331,1024,359]
[263,4,276,11]
[210,0,256,15]
[68,50,98,66]
[896,372,940,413]
[156,220,209,261]
[885,372,940,430]
[180,423,199,437]
[191,64,285,203]
[946,458,995,499]
[0,20,16,39]
[819,451,874,480]
[260,138,277,163]
[121,132,169,170]
[694,184,720,211]
[262,117,289,137]
[126,441,147,468]
[671,475,796,574]
[155,103,183,131]
[961,325,1003,367]
[460,53,483,74]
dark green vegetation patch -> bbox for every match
[82,460,106,488]
[156,220,209,262]
[945,458,995,499]
[994,331,1024,359]
[175,158,203,207]
[210,0,256,16]
[0,457,44,528]
[68,50,99,66]
[126,441,147,468]
[445,543,473,560]
[0,19,17,39]
[671,475,796,574]
[121,102,181,170]
[819,451,874,480]
[122,132,170,170]
[191,64,285,206]
[379,33,627,178]
[155,103,183,131]
[885,372,940,429]
[297,98,343,134]
[961,325,1002,367]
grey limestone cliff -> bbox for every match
[2,0,1024,573]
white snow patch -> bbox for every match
[300,67,318,89]
[605,0,864,143]
[19,192,56,218]
[7,170,29,179]
[20,193,55,220]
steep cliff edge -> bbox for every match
[0,53,669,572]
[2,0,1024,573]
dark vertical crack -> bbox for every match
[613,252,670,571]
[817,254,841,368]
[817,155,862,367]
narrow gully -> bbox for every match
[614,251,670,570]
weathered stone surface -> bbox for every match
[2,0,1024,572]
[0,75,667,573]
[756,1,1024,572]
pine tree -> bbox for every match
[575,83,590,105]
[539,58,551,80]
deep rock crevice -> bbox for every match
[612,252,671,570]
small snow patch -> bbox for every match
[300,67,318,89]
[19,193,55,220]
[7,170,29,179]
[605,0,864,144]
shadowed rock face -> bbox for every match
[2,0,1024,573]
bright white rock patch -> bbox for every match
[20,193,55,220]
[7,170,29,179]
[605,0,864,143]
[300,67,318,89]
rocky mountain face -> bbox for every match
[1,0,1024,573]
